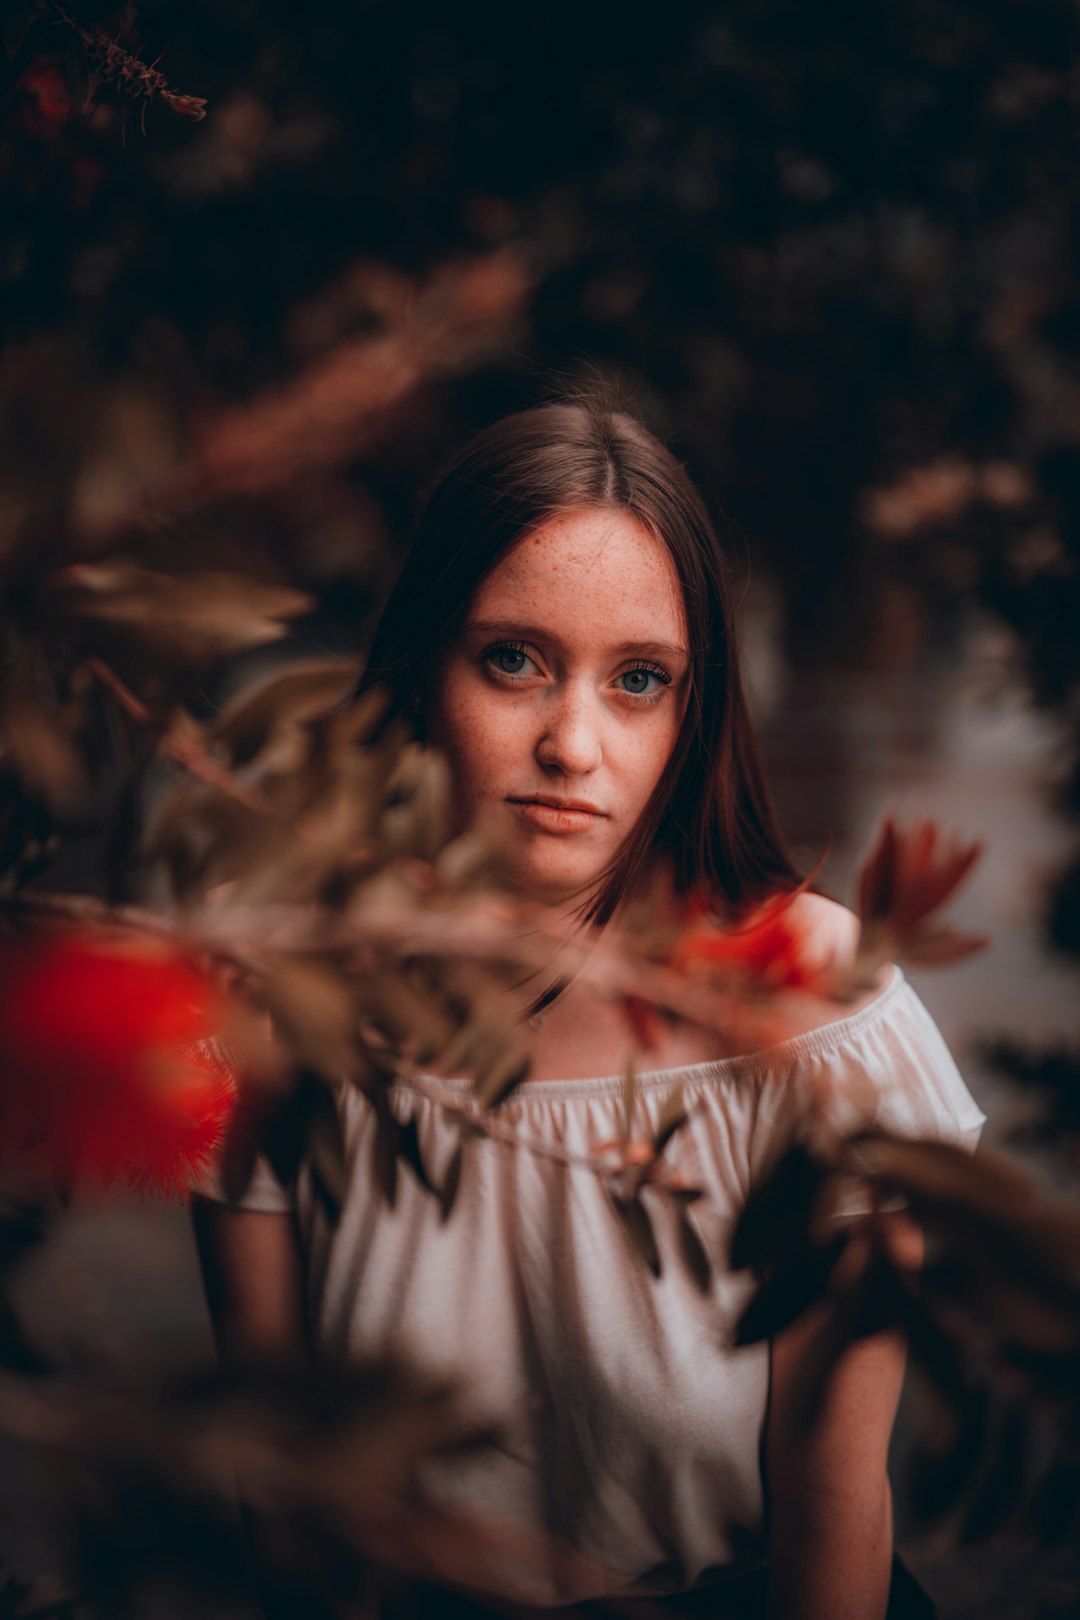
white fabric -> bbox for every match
[192,965,986,1606]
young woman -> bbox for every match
[192,399,986,1620]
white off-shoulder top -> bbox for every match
[193,965,986,1607]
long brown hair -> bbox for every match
[356,396,807,926]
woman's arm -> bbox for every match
[190,1195,309,1366]
[764,1214,923,1620]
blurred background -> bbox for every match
[2,1,1079,1614]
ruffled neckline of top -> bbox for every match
[393,963,908,1103]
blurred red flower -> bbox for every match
[621,891,819,1051]
[670,896,816,990]
[857,815,987,964]
[0,932,234,1198]
[17,56,72,133]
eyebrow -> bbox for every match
[466,620,690,663]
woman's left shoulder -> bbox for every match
[773,890,894,1036]
[784,890,862,973]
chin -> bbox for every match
[508,856,608,903]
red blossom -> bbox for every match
[15,55,72,133]
[623,993,661,1051]
[0,933,235,1199]
[857,815,987,964]
[669,895,817,991]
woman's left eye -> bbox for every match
[616,665,671,698]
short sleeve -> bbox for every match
[747,965,987,1190]
[189,1147,298,1212]
[182,1037,298,1213]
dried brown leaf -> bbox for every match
[733,1234,847,1345]
[475,1040,531,1108]
[957,1401,1028,1544]
[620,1063,636,1150]
[261,955,356,1081]
[857,815,899,930]
[379,744,454,862]
[677,1209,714,1295]
[307,1080,347,1221]
[147,777,273,902]
[900,926,991,966]
[397,1114,433,1193]
[853,1135,1040,1225]
[429,1012,487,1082]
[363,972,455,1062]
[963,1267,1080,1357]
[371,1100,399,1209]
[653,1080,687,1158]
[62,34,93,116]
[439,1142,464,1224]
[729,1138,827,1271]
[855,816,984,943]
[907,1382,990,1527]
[54,561,311,665]
[1,701,84,805]
[220,1098,260,1206]
[435,830,507,888]
[613,1193,661,1278]
[210,659,362,768]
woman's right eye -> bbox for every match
[482,641,536,678]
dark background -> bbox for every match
[3,2,1080,1614]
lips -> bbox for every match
[506,796,608,834]
[507,796,607,816]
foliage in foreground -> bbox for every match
[0,604,1077,1611]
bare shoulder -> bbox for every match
[660,892,894,1066]
[786,890,862,972]
[775,891,894,1037]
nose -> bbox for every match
[535,684,603,777]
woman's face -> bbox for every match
[423,507,691,902]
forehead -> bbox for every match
[471,508,688,644]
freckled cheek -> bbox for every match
[617,713,681,803]
[428,681,527,804]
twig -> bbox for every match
[84,658,267,815]
[48,4,207,122]
[401,1069,700,1186]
